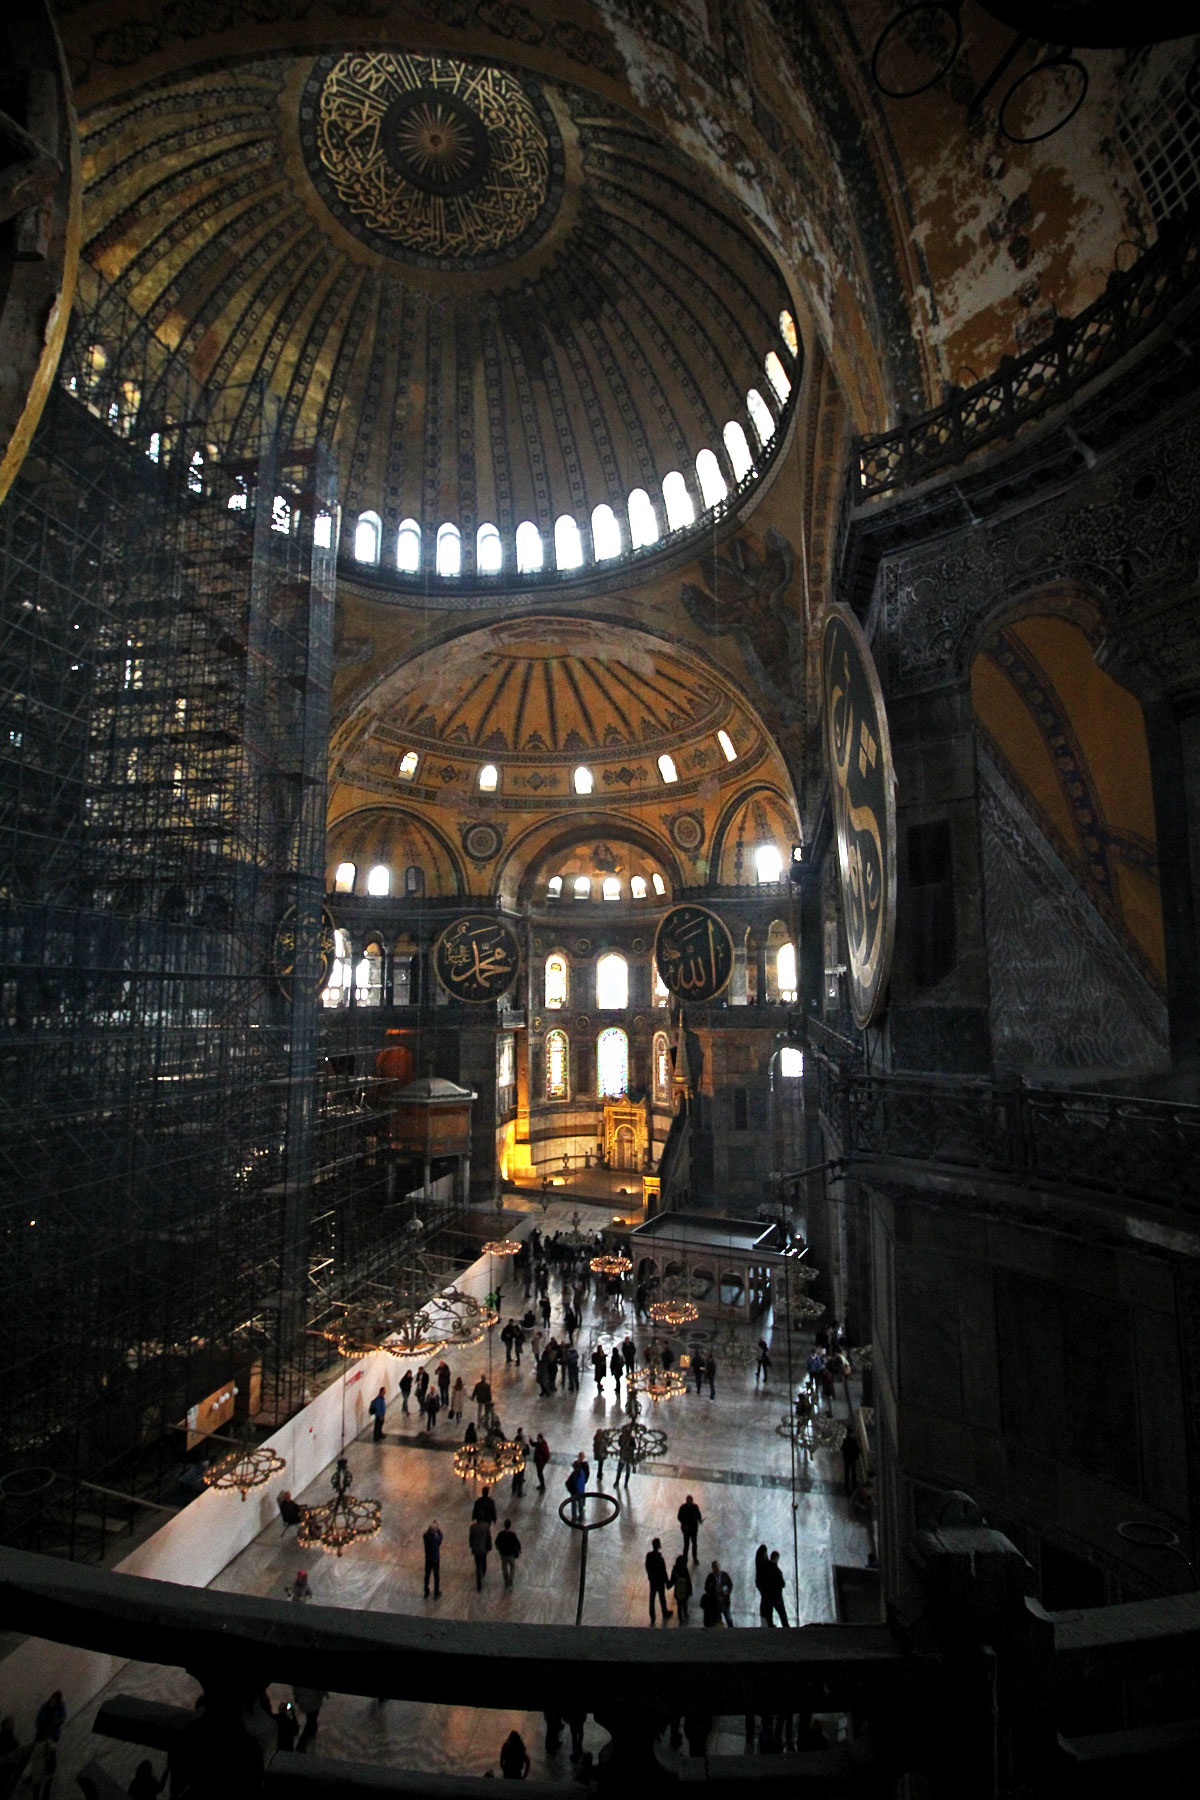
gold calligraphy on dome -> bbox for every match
[655,905,734,1004]
[313,53,552,261]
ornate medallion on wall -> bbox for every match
[632,937,647,953]
[574,1014,591,1031]
[574,937,591,954]
[433,915,521,1003]
[654,904,734,1002]
[821,603,897,1029]
[633,1014,647,1029]
[665,810,705,856]
[300,52,564,269]
[272,905,337,1000]
[459,819,505,866]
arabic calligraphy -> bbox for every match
[654,905,734,1003]
[434,915,521,1004]
[822,607,896,1028]
[303,53,560,266]
[273,905,337,1000]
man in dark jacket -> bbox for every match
[472,1484,498,1526]
[678,1493,703,1565]
[645,1537,672,1623]
[423,1520,443,1598]
[496,1518,522,1588]
[469,1517,492,1590]
[533,1433,551,1491]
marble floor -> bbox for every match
[48,1205,871,1788]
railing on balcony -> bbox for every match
[850,205,1200,502]
[812,1053,1200,1215]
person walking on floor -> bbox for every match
[424,1386,441,1432]
[566,1343,579,1392]
[699,1572,722,1628]
[533,1432,550,1492]
[591,1344,607,1390]
[645,1537,672,1623]
[471,1373,492,1422]
[692,1355,704,1394]
[496,1518,521,1588]
[399,1369,413,1413]
[369,1386,387,1441]
[610,1345,623,1396]
[756,1340,771,1383]
[415,1368,430,1412]
[712,1560,733,1626]
[842,1426,863,1494]
[437,1361,451,1406]
[678,1493,703,1565]
[472,1485,498,1527]
[705,1353,716,1399]
[567,1451,588,1522]
[761,1549,789,1626]
[450,1376,464,1422]
[499,1730,530,1779]
[616,1422,635,1487]
[669,1551,693,1623]
[593,1426,607,1488]
[511,1428,527,1497]
[423,1520,443,1598]
[469,1516,492,1591]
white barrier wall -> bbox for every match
[0,1348,395,1734]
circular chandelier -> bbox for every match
[707,1313,755,1371]
[596,1386,667,1473]
[776,1411,847,1454]
[483,1238,522,1258]
[453,1406,525,1484]
[590,1252,632,1278]
[628,1341,686,1404]
[297,1457,381,1556]
[201,1430,286,1502]
[789,1294,826,1327]
[791,1262,820,1285]
[849,1343,874,1371]
[648,1295,698,1329]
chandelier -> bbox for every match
[453,1405,525,1484]
[791,1262,820,1285]
[596,1385,667,1473]
[706,1312,755,1372]
[590,1252,632,1278]
[648,1294,699,1329]
[789,1294,825,1328]
[775,1410,847,1454]
[849,1343,874,1371]
[297,1456,381,1556]
[201,1429,286,1502]
[482,1238,522,1259]
[628,1340,686,1404]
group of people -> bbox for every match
[643,1496,738,1628]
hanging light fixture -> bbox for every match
[201,1427,286,1501]
[596,1384,668,1472]
[482,1237,522,1259]
[649,1295,699,1328]
[297,1455,382,1557]
[789,1294,825,1329]
[792,1263,820,1285]
[590,1252,632,1278]
[628,1339,686,1404]
[707,1312,755,1372]
[453,1405,525,1484]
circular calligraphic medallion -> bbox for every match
[273,905,337,1000]
[821,604,897,1027]
[461,820,503,863]
[668,811,705,854]
[434,915,521,1003]
[654,904,734,1002]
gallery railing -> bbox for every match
[851,204,1200,501]
[813,1055,1200,1216]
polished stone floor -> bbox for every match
[51,1204,871,1787]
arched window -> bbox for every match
[597,951,628,1009]
[314,511,333,548]
[515,520,544,573]
[227,477,248,512]
[547,875,563,898]
[476,521,502,573]
[573,766,594,795]
[396,518,421,572]
[627,487,659,549]
[478,764,499,792]
[355,939,385,1007]
[653,962,670,1007]
[321,928,353,1008]
[597,1027,629,1097]
[591,503,622,561]
[187,451,204,495]
[780,1046,803,1078]
[630,875,647,899]
[651,872,666,896]
[366,863,391,897]
[723,420,753,481]
[717,729,737,762]
[776,940,797,1001]
[398,750,419,779]
[602,875,621,900]
[271,494,292,535]
[436,522,461,577]
[765,351,791,404]
[755,844,783,883]
[746,388,776,446]
[546,1028,569,1100]
[657,753,678,784]
[653,1031,671,1102]
[404,865,424,896]
[661,471,694,531]
[695,449,727,509]
[545,953,568,1009]
[354,511,381,564]
[573,875,591,898]
[779,309,798,357]
[554,513,584,570]
[333,861,356,894]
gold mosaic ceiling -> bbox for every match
[78,51,797,536]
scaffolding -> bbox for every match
[0,287,338,1555]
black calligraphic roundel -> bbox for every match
[821,604,897,1028]
[274,905,337,1000]
[654,905,734,1003]
[433,915,521,1003]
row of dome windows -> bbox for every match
[548,872,667,901]
[330,841,788,900]
[384,731,738,797]
[348,327,796,576]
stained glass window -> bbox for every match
[653,1031,670,1101]
[546,1028,568,1099]
[596,952,628,1009]
[597,1027,628,1097]
[546,953,568,1009]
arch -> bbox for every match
[711,784,801,886]
[476,521,502,573]
[321,927,354,1009]
[436,521,461,577]
[723,420,753,481]
[765,918,793,1002]
[354,937,385,1006]
[506,815,684,908]
[695,448,727,509]
[396,518,421,572]
[545,952,569,1010]
[366,863,391,897]
[602,875,621,900]
[597,951,628,1009]
[325,805,466,899]
[354,510,381,564]
[652,1030,670,1102]
[478,763,499,792]
[591,503,622,561]
[573,766,594,795]
[333,861,356,894]
[746,388,776,446]
[545,1027,569,1100]
[657,753,678,784]
[627,487,659,549]
[764,350,791,403]
[652,959,669,1007]
[661,470,694,531]
[597,1027,628,1097]
[554,513,585,570]
[397,750,419,780]
[404,864,424,896]
[515,520,544,573]
[779,309,799,357]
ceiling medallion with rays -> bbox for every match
[301,52,564,267]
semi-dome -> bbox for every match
[79,49,799,577]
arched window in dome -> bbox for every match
[516,520,544,573]
[591,503,621,561]
[628,487,659,550]
[396,518,421,572]
[695,449,727,509]
[755,844,783,883]
[630,875,647,899]
[765,351,791,404]
[366,863,391,896]
[354,511,381,564]
[554,514,585,570]
[653,1031,671,1102]
[653,961,670,1007]
[661,471,694,532]
[657,754,678,783]
[717,729,737,762]
[545,953,568,1009]
[723,420,753,482]
[597,951,628,1010]
[405,865,424,896]
[573,875,591,897]
[398,750,419,780]
[478,763,499,792]
[476,521,502,573]
[187,451,204,495]
[776,939,797,1002]
[573,766,594,795]
[547,875,563,898]
[333,861,356,894]
[436,522,461,577]
[597,1027,628,1098]
[779,309,799,358]
[271,494,292,535]
[747,388,776,447]
[546,1028,569,1100]
[602,875,621,900]
[651,872,666,896]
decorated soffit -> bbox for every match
[76,50,796,528]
